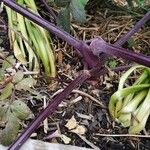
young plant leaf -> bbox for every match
[0,102,8,120]
[12,71,24,83]
[0,83,14,101]
[2,55,16,70]
[10,100,30,120]
[70,0,88,23]
[56,7,70,32]
[15,78,36,91]
[0,111,20,146]
[0,69,5,81]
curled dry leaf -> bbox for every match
[71,125,87,135]
[65,116,87,135]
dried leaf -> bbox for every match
[71,125,86,135]
[61,134,71,144]
[65,116,77,130]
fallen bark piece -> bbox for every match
[0,139,94,150]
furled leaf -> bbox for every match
[10,100,30,120]
[56,7,70,32]
[13,40,27,64]
[15,78,36,91]
[70,0,88,23]
[12,70,24,83]
[54,0,71,7]
[0,83,14,101]
[65,116,77,130]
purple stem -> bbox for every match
[8,67,108,150]
[112,65,133,72]
[114,10,150,46]
[2,0,100,69]
[40,0,57,20]
[90,38,150,67]
[8,71,91,150]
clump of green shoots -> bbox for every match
[5,0,56,77]
[109,65,150,134]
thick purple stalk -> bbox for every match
[8,67,107,150]
[2,0,100,69]
[90,38,150,67]
[8,71,91,150]
[112,65,132,72]
[114,11,150,46]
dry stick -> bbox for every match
[51,89,106,109]
[77,134,100,150]
[95,133,150,138]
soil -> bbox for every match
[0,1,150,150]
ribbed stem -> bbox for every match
[114,11,150,46]
[8,71,91,150]
[90,38,150,67]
